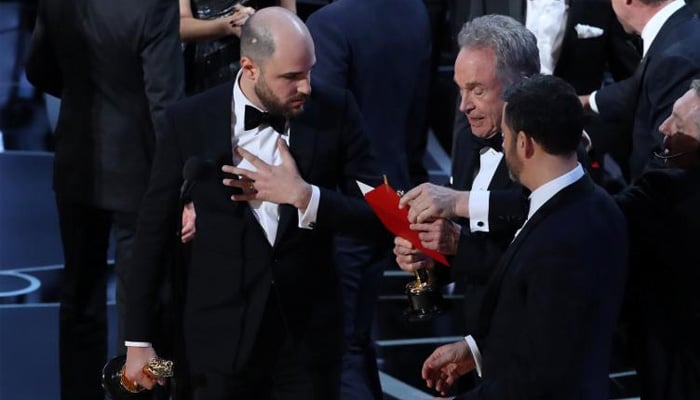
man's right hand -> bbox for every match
[124,346,161,391]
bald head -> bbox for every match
[240,7,313,64]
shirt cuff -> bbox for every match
[298,185,320,229]
[589,90,599,114]
[464,335,483,378]
[125,341,152,348]
[468,190,490,232]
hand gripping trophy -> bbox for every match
[102,355,174,399]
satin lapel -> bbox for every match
[273,105,319,247]
[475,175,595,337]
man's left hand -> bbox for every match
[222,138,312,210]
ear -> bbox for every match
[240,56,258,81]
[519,131,536,159]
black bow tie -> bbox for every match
[475,134,503,152]
[244,105,287,134]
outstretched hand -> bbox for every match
[422,340,476,395]
[222,138,312,210]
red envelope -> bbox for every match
[363,183,449,266]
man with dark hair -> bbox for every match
[412,74,628,399]
[615,79,700,400]
[123,7,387,399]
[582,0,700,179]
[25,0,184,398]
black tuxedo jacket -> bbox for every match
[448,129,527,330]
[596,6,700,179]
[25,0,184,212]
[306,0,431,190]
[460,176,628,399]
[125,81,387,374]
[615,167,700,399]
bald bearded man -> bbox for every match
[123,7,387,399]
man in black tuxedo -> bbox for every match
[123,7,387,399]
[614,79,700,400]
[306,1,431,398]
[583,0,700,179]
[25,0,184,398]
[407,75,628,399]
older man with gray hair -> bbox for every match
[394,14,537,332]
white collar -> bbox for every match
[527,163,584,220]
[641,0,685,57]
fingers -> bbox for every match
[398,185,422,209]
[393,237,431,272]
[276,138,298,172]
[181,225,195,243]
[235,146,267,171]
[394,236,414,249]
[277,137,291,160]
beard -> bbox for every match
[505,142,523,183]
[254,73,307,118]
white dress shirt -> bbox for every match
[465,163,585,377]
[230,72,320,246]
[589,0,685,113]
[526,0,569,75]
[468,147,504,233]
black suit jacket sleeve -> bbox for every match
[26,0,62,97]
[125,111,183,342]
[140,0,185,157]
[315,90,390,244]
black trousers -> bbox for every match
[190,293,340,400]
[56,198,136,400]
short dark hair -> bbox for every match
[240,14,275,63]
[502,74,583,156]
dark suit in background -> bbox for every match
[460,176,628,399]
[125,80,388,399]
[25,0,184,398]
[595,5,700,179]
[615,168,700,400]
[306,1,431,398]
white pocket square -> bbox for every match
[575,23,604,39]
